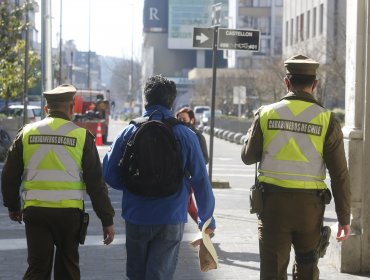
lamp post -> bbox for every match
[41,0,52,118]
[128,2,134,111]
[23,0,30,125]
[58,0,63,84]
[87,0,91,89]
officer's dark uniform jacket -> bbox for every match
[241,90,351,226]
[1,111,114,227]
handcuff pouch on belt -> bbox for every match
[249,183,263,215]
[79,209,89,245]
[249,162,263,216]
[318,188,332,205]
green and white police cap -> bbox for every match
[284,54,319,76]
[43,84,77,102]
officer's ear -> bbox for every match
[284,77,290,91]
[44,105,49,115]
[69,102,74,115]
[312,79,318,91]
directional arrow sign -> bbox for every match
[218,28,260,51]
[197,32,209,44]
[192,27,213,49]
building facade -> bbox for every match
[282,0,346,108]
[227,0,283,68]
[141,0,228,111]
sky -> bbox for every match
[35,0,144,59]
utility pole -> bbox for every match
[23,0,30,125]
[70,51,73,84]
[58,0,63,84]
[41,0,52,117]
[87,0,91,89]
[129,2,134,110]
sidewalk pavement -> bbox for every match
[79,200,370,280]
[1,187,370,279]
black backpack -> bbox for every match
[120,114,184,197]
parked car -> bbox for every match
[200,109,222,127]
[0,128,11,161]
[3,104,42,123]
[193,105,210,124]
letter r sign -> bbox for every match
[149,7,160,20]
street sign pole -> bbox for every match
[208,25,218,183]
[192,4,260,183]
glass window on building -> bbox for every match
[259,38,270,55]
[290,18,294,45]
[307,10,310,39]
[241,0,271,7]
[258,17,271,35]
[300,13,304,41]
[313,7,317,37]
[256,0,271,7]
[275,0,283,6]
[242,0,252,7]
[319,3,324,34]
[241,16,270,35]
[285,21,289,46]
[295,16,299,43]
[238,57,252,68]
[274,37,282,54]
[242,16,256,28]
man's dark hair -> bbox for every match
[286,74,316,89]
[144,75,177,109]
[47,101,73,111]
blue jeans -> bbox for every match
[125,222,184,280]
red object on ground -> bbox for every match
[96,122,103,146]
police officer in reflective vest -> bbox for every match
[241,55,351,279]
[1,84,115,280]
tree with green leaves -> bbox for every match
[0,0,40,99]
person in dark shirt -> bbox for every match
[176,107,209,164]
[176,107,209,224]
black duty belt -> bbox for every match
[260,182,324,195]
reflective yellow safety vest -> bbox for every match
[22,118,86,209]
[258,99,331,189]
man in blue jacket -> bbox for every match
[103,75,216,280]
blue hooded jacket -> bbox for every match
[103,105,216,230]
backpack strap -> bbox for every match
[130,116,149,126]
[130,115,183,127]
[163,117,183,127]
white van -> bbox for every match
[193,105,210,124]
[7,104,42,122]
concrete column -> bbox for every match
[331,0,370,273]
[196,50,206,68]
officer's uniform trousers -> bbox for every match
[23,206,82,280]
[258,186,324,280]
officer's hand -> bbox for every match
[103,225,115,245]
[336,224,351,242]
[9,210,23,224]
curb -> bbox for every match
[212,180,230,189]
